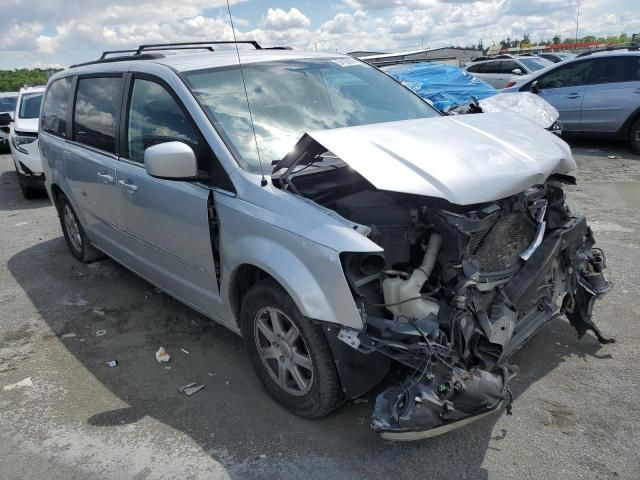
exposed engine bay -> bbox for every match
[276,162,612,440]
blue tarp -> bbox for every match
[384,62,497,112]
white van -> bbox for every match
[10,85,46,198]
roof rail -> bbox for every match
[100,49,139,59]
[69,53,165,69]
[470,54,514,62]
[576,44,640,57]
[135,40,261,55]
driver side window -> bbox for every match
[537,60,595,89]
[127,78,201,164]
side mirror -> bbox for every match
[0,113,12,127]
[144,141,198,180]
[531,80,540,93]
[512,68,523,75]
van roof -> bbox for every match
[65,43,343,76]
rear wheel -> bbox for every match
[240,279,342,418]
[630,118,640,154]
[57,195,104,263]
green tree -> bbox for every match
[0,69,61,92]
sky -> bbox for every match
[0,0,638,69]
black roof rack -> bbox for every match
[70,40,266,69]
[100,49,139,59]
[135,40,261,55]
[576,44,640,57]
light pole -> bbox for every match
[575,6,580,46]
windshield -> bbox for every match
[19,92,44,119]
[519,57,554,72]
[183,57,440,173]
[0,95,17,112]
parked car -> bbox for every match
[9,86,46,198]
[40,42,611,440]
[383,62,561,132]
[537,52,576,63]
[0,92,19,149]
[465,55,554,88]
[503,48,640,153]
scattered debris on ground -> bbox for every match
[155,347,170,363]
[178,382,205,396]
[62,296,88,306]
[106,360,118,368]
[3,377,33,391]
[180,348,190,355]
[95,330,107,337]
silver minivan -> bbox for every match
[39,42,612,440]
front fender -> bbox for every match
[219,203,364,331]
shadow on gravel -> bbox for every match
[8,238,605,480]
[0,169,49,210]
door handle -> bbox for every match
[118,179,138,192]
[97,172,114,183]
[566,93,582,99]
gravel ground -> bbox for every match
[0,139,639,480]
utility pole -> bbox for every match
[575,6,580,45]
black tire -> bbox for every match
[240,278,343,418]
[13,161,38,199]
[630,118,640,154]
[17,175,38,199]
[56,194,104,263]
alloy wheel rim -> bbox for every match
[254,307,314,396]
[63,205,82,252]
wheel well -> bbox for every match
[229,264,275,328]
[620,107,640,137]
[50,184,64,208]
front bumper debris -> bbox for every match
[372,367,512,440]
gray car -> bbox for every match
[464,55,553,88]
[502,49,640,153]
[39,42,612,440]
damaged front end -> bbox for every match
[274,116,612,440]
[354,179,611,440]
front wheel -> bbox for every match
[240,279,343,418]
[630,118,640,154]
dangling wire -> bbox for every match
[225,0,268,186]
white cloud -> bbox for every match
[0,0,638,68]
[261,8,311,30]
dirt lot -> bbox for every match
[1,139,639,480]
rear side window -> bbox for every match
[73,76,122,153]
[591,57,638,84]
[42,77,72,137]
[467,64,484,73]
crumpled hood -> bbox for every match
[479,92,559,129]
[277,112,575,206]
